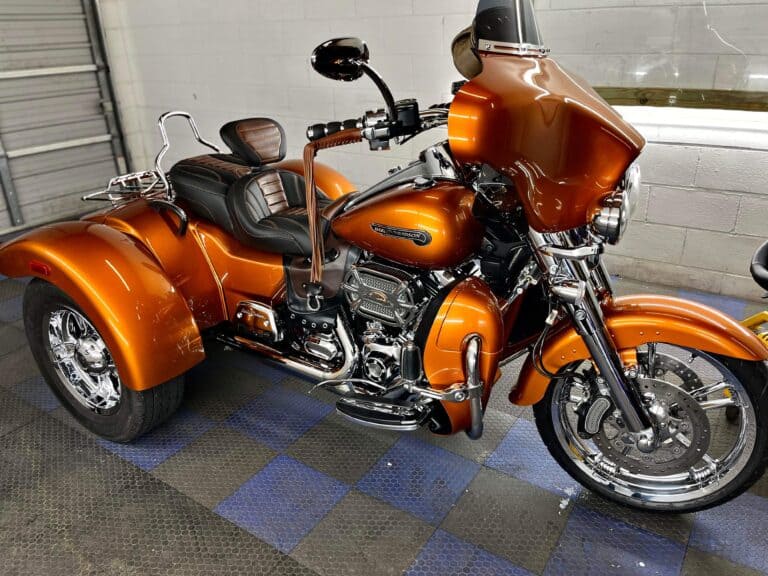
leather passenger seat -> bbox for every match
[169,118,330,257]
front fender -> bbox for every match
[512,295,768,406]
[0,221,205,391]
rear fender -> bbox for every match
[512,295,768,406]
[0,221,205,391]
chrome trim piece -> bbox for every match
[235,301,281,342]
[477,39,550,57]
[592,161,642,245]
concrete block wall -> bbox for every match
[97,0,768,301]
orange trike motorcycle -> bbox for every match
[1,0,766,513]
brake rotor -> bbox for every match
[594,378,711,476]
[636,350,703,391]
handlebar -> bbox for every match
[306,100,449,150]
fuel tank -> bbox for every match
[331,181,484,269]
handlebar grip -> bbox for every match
[307,119,362,142]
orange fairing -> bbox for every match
[449,54,645,233]
[274,159,356,200]
[511,295,768,407]
[423,278,504,433]
[0,222,204,391]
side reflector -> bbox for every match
[29,260,51,276]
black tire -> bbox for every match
[23,279,185,443]
[533,355,768,513]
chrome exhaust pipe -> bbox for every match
[229,315,357,382]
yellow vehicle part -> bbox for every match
[742,311,768,347]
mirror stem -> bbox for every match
[361,63,398,122]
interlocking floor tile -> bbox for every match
[0,386,41,438]
[10,375,60,412]
[575,490,694,543]
[750,470,768,498]
[0,322,27,358]
[417,407,517,464]
[0,294,23,323]
[405,529,534,576]
[0,345,40,387]
[292,490,433,576]
[215,455,349,553]
[270,556,321,576]
[0,417,284,576]
[98,408,215,471]
[486,418,582,498]
[151,426,277,509]
[0,278,26,302]
[543,506,686,576]
[690,492,768,574]
[678,289,747,320]
[487,364,529,418]
[287,412,400,484]
[226,385,333,451]
[681,548,764,576]
[442,468,570,574]
[184,363,269,421]
[209,346,293,385]
[357,436,480,525]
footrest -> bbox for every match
[336,396,428,432]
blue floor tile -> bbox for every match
[677,289,748,320]
[356,436,480,525]
[225,385,333,451]
[0,295,23,323]
[12,376,60,412]
[215,455,348,553]
[690,491,768,574]
[486,418,582,498]
[405,529,533,576]
[98,408,214,471]
[544,506,686,576]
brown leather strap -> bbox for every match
[303,129,363,285]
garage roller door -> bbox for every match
[0,0,126,234]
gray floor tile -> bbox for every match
[681,548,764,576]
[0,386,41,438]
[152,426,277,509]
[0,416,284,576]
[292,490,434,576]
[0,345,40,387]
[184,364,269,422]
[287,412,400,484]
[417,407,517,464]
[282,376,339,405]
[269,556,321,576]
[576,490,694,544]
[442,468,571,574]
[0,278,26,302]
[0,323,27,358]
[750,470,768,498]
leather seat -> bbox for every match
[169,118,329,257]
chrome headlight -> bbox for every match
[592,162,641,245]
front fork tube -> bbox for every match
[531,232,656,451]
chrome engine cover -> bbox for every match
[343,262,423,328]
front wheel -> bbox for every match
[24,280,184,443]
[534,343,768,513]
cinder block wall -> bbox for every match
[98,0,768,301]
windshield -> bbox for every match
[475,0,543,50]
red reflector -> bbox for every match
[30,261,51,276]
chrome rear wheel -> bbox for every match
[535,344,767,511]
[46,308,122,413]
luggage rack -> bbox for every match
[83,111,222,206]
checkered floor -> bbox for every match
[1,273,767,576]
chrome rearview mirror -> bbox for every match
[311,37,370,82]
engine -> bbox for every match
[342,261,426,328]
